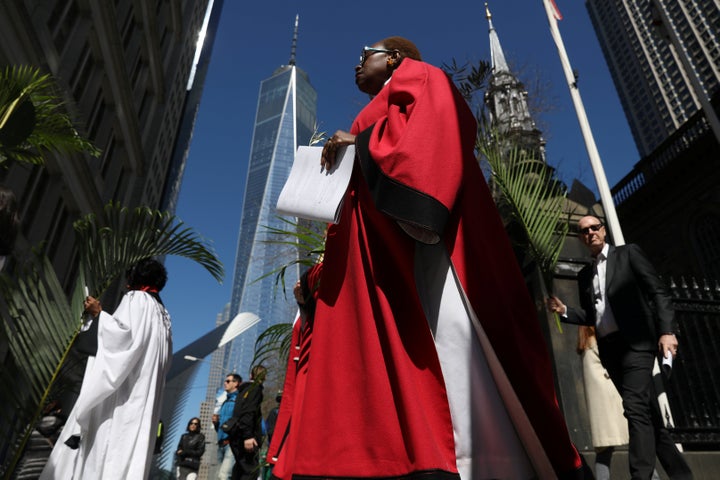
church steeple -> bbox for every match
[483,3,546,163]
[486,4,509,74]
[289,14,299,66]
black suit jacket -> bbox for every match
[564,243,676,352]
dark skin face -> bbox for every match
[321,42,401,170]
[354,41,400,96]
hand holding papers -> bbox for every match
[276,145,355,224]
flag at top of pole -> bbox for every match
[539,0,625,245]
[549,0,563,20]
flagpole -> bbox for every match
[541,0,625,245]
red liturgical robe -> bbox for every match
[271,59,581,479]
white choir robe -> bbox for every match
[40,290,172,480]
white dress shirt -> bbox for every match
[593,243,620,338]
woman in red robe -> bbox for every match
[270,37,587,480]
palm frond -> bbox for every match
[74,202,224,294]
[251,322,294,368]
[255,217,325,293]
[0,252,86,477]
[481,136,569,273]
[0,65,99,167]
[309,123,327,146]
[442,59,492,105]
[479,131,569,331]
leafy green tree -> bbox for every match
[0,202,223,478]
[0,65,99,167]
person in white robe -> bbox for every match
[40,258,172,480]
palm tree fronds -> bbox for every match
[73,202,224,294]
[442,59,492,104]
[0,65,100,167]
[254,217,325,294]
[479,130,569,332]
[0,252,86,477]
[481,135,569,278]
[309,123,327,146]
[251,322,294,368]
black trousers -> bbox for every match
[230,442,261,480]
[598,332,693,480]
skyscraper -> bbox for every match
[586,0,720,157]
[226,17,317,378]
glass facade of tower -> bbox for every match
[226,65,317,376]
[586,0,720,157]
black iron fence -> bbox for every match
[665,277,720,448]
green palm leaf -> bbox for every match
[254,217,326,294]
[482,139,568,276]
[0,202,224,477]
[74,202,224,294]
[0,252,86,478]
[0,65,99,166]
[479,131,569,331]
[251,322,294,368]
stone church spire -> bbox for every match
[486,4,509,74]
[484,3,546,162]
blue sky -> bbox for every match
[161,0,638,446]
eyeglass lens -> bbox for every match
[360,47,391,65]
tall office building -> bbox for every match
[0,0,222,474]
[0,0,219,289]
[225,18,317,379]
[586,0,720,279]
[586,0,720,157]
[196,304,231,480]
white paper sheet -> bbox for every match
[276,145,355,223]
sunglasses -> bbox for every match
[359,46,397,66]
[579,223,603,235]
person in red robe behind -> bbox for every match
[270,37,590,480]
[266,263,322,473]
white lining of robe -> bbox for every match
[415,242,549,480]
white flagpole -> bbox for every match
[541,0,625,245]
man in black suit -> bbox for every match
[547,215,692,480]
